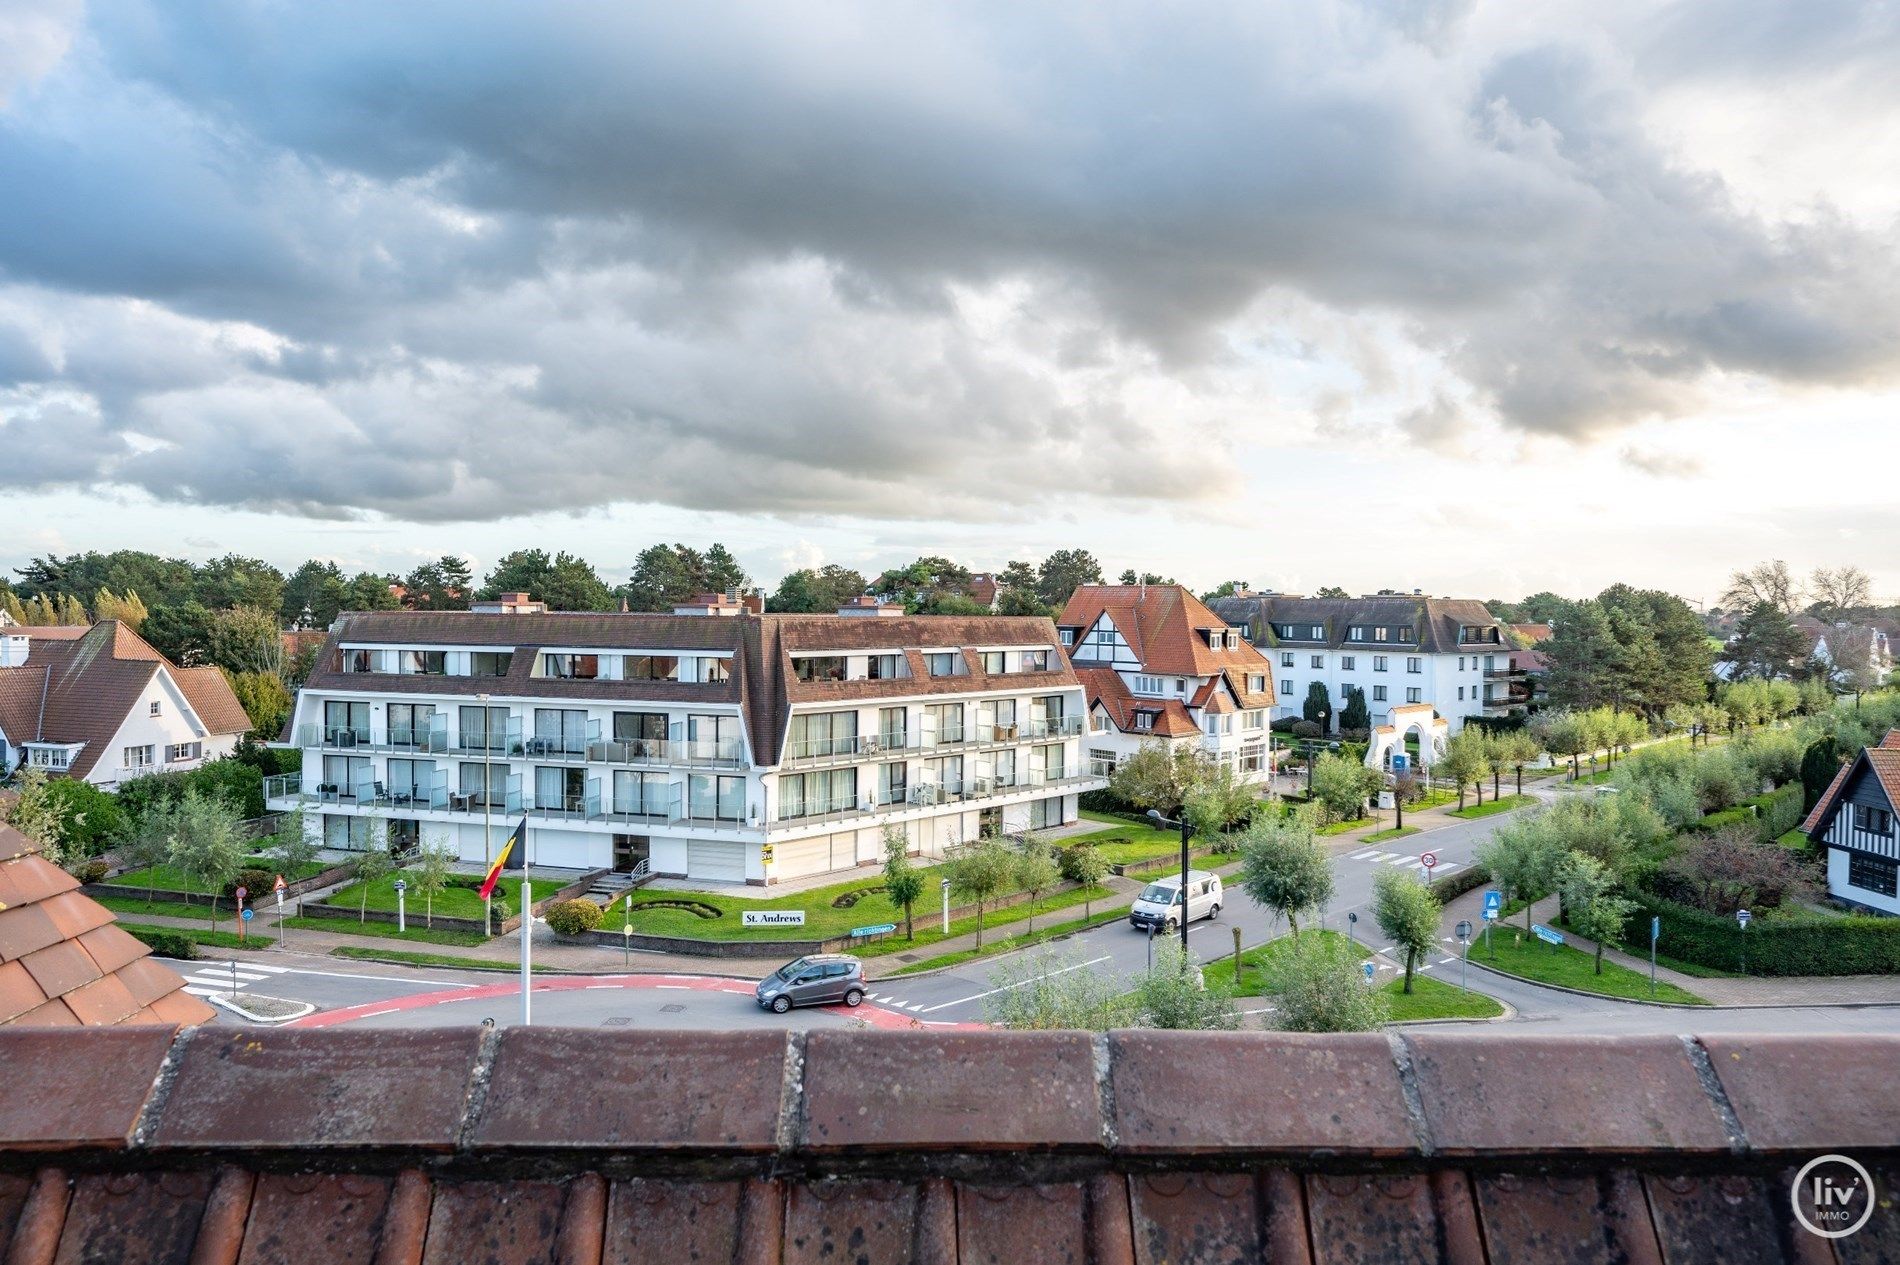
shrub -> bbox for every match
[73,859,110,885]
[1622,889,1900,976]
[1754,783,1805,843]
[224,868,276,900]
[545,899,605,936]
[1290,720,1322,739]
[626,898,722,920]
[831,885,886,910]
[1275,939,1389,1033]
[124,927,197,960]
[1654,826,1817,913]
[42,780,125,857]
[1429,864,1489,904]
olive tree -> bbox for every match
[410,841,457,927]
[881,828,926,940]
[1309,752,1375,825]
[1132,940,1242,1030]
[164,788,248,925]
[350,831,394,924]
[1532,709,1591,781]
[1061,843,1111,921]
[1236,811,1333,938]
[1476,816,1565,935]
[1372,869,1441,995]
[1275,940,1390,1032]
[946,837,1016,950]
[1494,729,1544,796]
[983,951,1127,1030]
[1439,730,1490,809]
[1013,839,1060,938]
[1556,852,1637,976]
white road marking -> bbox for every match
[917,954,1114,1014]
[1349,850,1378,860]
[257,965,480,989]
[182,986,219,997]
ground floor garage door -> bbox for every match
[687,839,748,883]
[773,837,833,881]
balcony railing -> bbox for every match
[528,790,603,821]
[442,787,524,815]
[776,789,864,822]
[298,723,373,750]
[1483,668,1525,679]
[264,772,302,801]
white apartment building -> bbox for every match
[0,622,250,788]
[266,605,1101,885]
[1206,592,1528,736]
[1056,585,1277,784]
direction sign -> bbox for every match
[1392,753,1409,772]
[394,879,407,892]
[1362,963,1375,982]
[1651,915,1661,944]
[851,922,898,938]
[1532,923,1564,946]
[1736,908,1752,929]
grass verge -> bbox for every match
[121,922,275,950]
[1383,974,1505,1022]
[1200,930,1505,1020]
[1471,925,1707,1004]
[112,860,328,895]
[279,917,490,947]
[97,895,236,923]
[1447,794,1535,819]
[329,946,523,972]
[883,910,1133,975]
[1362,826,1420,844]
[1316,817,1374,836]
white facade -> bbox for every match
[268,620,1100,885]
[0,651,238,789]
[1813,778,1900,916]
[1263,643,1516,736]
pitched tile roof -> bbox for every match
[301,610,1077,766]
[1074,668,1199,737]
[0,825,213,1027]
[1058,584,1274,677]
[1802,734,1900,835]
[0,1028,1889,1261]
[1207,593,1510,655]
[0,622,249,780]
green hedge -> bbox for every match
[1622,889,1900,976]
[1430,865,1490,904]
[123,927,198,960]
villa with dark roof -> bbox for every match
[1803,730,1900,916]
[0,621,250,788]
[269,602,1101,885]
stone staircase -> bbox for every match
[584,862,652,909]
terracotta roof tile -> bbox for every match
[10,998,79,1026]
[0,1029,1890,1260]
[1074,669,1200,737]
[0,854,79,911]
[170,666,253,736]
[1882,729,1900,750]
[36,889,114,941]
[75,924,147,978]
[0,961,43,1024]
[58,973,142,1027]
[1059,584,1273,677]
[1801,758,1854,834]
[17,941,101,1001]
[0,905,67,964]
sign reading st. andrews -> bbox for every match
[741,910,807,928]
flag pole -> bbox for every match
[519,818,532,1027]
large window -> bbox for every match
[398,650,447,675]
[1239,744,1265,773]
[1852,805,1895,835]
[688,713,743,761]
[866,654,902,680]
[794,656,847,682]
[164,741,202,763]
[388,703,439,748]
[877,706,907,748]
[1021,649,1051,672]
[531,708,589,756]
[924,652,961,677]
[470,651,512,677]
[321,754,371,799]
[787,711,856,759]
[612,770,672,817]
[386,758,437,804]
[613,711,669,755]
[1090,748,1117,777]
[779,768,856,819]
[1031,797,1064,829]
[877,762,907,805]
[324,814,378,852]
[324,701,369,746]
[458,705,512,752]
[1134,674,1163,695]
[123,745,154,770]
[540,653,598,680]
[696,657,733,683]
[980,651,1006,674]
[927,702,964,744]
[535,766,588,815]
[627,655,680,681]
[459,762,506,806]
[688,774,746,821]
[1847,852,1899,897]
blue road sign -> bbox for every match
[240,908,254,922]
[852,922,898,938]
[1481,890,1501,922]
[1362,963,1375,982]
[1392,753,1409,772]
[1651,916,1661,944]
[1532,923,1563,946]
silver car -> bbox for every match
[755,954,866,1013]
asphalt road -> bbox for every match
[172,786,1900,1035]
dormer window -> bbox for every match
[1398,626,1414,642]
[1309,625,1323,639]
[540,652,598,680]
[1374,628,1389,642]
[794,655,847,682]
[1225,630,1239,649]
[1020,649,1050,672]
[1133,710,1155,732]
[344,649,374,673]
[1348,626,1366,641]
[1058,628,1075,646]
[981,651,1006,673]
[400,650,448,675]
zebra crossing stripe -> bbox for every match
[1349,850,1378,860]
[182,986,219,997]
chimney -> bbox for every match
[469,593,547,614]
[742,593,764,616]
[0,634,27,668]
[838,596,903,617]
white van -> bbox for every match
[1128,870,1222,932]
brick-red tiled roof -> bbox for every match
[1074,668,1199,736]
[1059,584,1273,677]
[0,825,213,1027]
[1803,733,1900,835]
[0,1027,1889,1260]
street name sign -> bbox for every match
[742,910,807,927]
[851,922,898,937]
[1532,923,1563,946]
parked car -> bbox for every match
[755,954,866,1013]
[1128,871,1222,932]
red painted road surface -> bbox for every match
[292,973,980,1029]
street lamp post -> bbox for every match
[1145,808,1195,957]
[479,692,494,937]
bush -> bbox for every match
[831,885,886,910]
[124,927,197,960]
[1753,783,1805,843]
[42,780,125,857]
[73,859,110,885]
[224,868,275,900]
[1275,940,1390,1033]
[1290,720,1322,739]
[545,899,605,936]
[1269,717,1299,734]
[1694,806,1756,833]
[1429,864,1489,904]
[1057,843,1101,884]
[1622,889,1900,976]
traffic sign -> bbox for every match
[851,922,898,938]
[235,885,248,903]
[1532,924,1564,946]
[1650,916,1661,945]
[1420,850,1438,873]
[394,879,407,893]
[240,908,254,922]
[1481,890,1501,921]
[1736,908,1752,929]
[1392,753,1409,772]
[273,874,287,892]
[1455,920,1472,943]
[1362,963,1375,982]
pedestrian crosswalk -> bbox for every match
[1347,849,1462,877]
[180,961,291,998]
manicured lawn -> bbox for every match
[326,874,546,921]
[97,895,232,922]
[619,869,1119,958]
[1409,789,1460,809]
[884,910,1132,975]
[1382,974,1504,1022]
[280,917,490,947]
[1776,829,1808,850]
[1447,794,1535,819]
[114,860,327,894]
[330,946,521,972]
[1363,826,1420,844]
[1316,817,1374,836]
[120,922,274,950]
[1471,926,1707,1004]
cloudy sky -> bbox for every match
[3,0,1897,605]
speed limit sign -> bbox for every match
[1420,851,1438,875]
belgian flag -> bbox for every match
[479,819,525,901]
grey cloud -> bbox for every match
[1619,447,1704,479]
[0,0,1894,524]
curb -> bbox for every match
[206,992,317,1024]
[872,912,1137,981]
[1458,956,1900,1011]
[1388,997,1519,1026]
